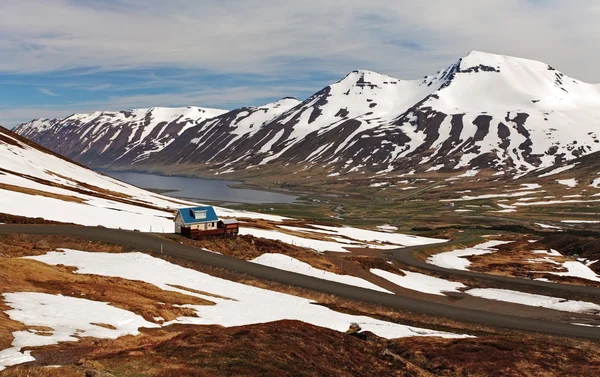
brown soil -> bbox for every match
[0,182,86,203]
[0,212,75,225]
[19,321,426,377]
[392,335,600,377]
[7,321,600,377]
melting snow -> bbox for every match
[376,224,399,232]
[549,261,600,283]
[370,269,466,296]
[251,254,390,293]
[242,225,445,252]
[427,241,512,271]
[465,288,600,314]
[539,164,577,178]
[24,250,468,343]
[0,292,157,371]
[556,179,578,188]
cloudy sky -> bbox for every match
[1,0,599,127]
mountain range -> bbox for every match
[14,51,600,178]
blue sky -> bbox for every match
[1,0,599,127]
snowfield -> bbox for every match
[0,127,289,230]
[548,261,600,283]
[0,292,158,371]
[251,254,391,293]
[242,225,446,252]
[427,241,512,271]
[0,248,473,370]
[465,288,600,315]
[370,269,466,296]
[309,225,447,247]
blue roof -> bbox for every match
[177,206,219,224]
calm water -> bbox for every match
[100,171,298,204]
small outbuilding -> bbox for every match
[174,206,238,239]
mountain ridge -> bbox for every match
[14,51,600,178]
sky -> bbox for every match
[1,0,599,128]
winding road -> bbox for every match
[389,244,600,298]
[2,224,600,340]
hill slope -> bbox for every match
[14,51,600,177]
[0,125,198,230]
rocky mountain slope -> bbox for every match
[14,51,600,177]
[15,106,227,167]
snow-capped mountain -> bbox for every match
[0,126,279,228]
[15,51,600,177]
[15,106,227,167]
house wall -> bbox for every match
[189,222,218,231]
[174,213,184,233]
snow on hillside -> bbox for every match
[32,249,466,340]
[16,51,600,177]
[371,269,466,296]
[0,292,158,371]
[194,98,301,150]
[0,127,286,230]
[465,288,600,315]
[251,253,391,292]
[0,249,469,370]
[427,241,513,271]
[241,224,445,252]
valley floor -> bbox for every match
[1,224,600,376]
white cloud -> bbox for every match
[2,1,600,128]
[0,84,313,127]
[0,0,598,82]
[39,88,59,96]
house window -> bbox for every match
[193,210,207,220]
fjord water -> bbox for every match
[100,171,298,204]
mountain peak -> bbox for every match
[457,50,551,74]
[334,70,402,91]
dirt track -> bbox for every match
[1,224,600,339]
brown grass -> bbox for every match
[166,284,234,301]
[11,320,600,377]
[467,238,600,288]
[0,212,74,225]
[0,182,86,203]
[2,224,600,375]
[0,365,85,377]
[166,233,347,274]
[89,323,117,330]
[391,334,600,377]
[0,236,216,358]
[21,321,425,377]
[0,298,25,351]
[0,258,212,321]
